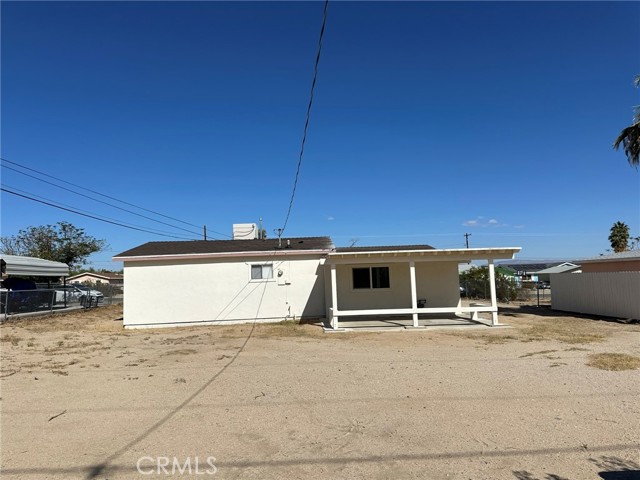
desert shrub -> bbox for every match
[460,266,519,302]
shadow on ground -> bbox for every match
[512,456,640,480]
[499,305,639,324]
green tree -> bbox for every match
[613,75,640,168]
[608,221,630,253]
[0,221,107,270]
[459,266,520,302]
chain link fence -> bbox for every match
[459,265,551,305]
[1,282,121,320]
[460,277,551,305]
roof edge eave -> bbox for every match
[113,248,332,263]
[328,247,522,257]
[580,256,640,264]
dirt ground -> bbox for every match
[1,305,639,480]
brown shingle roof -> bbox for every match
[114,237,334,258]
[335,244,434,253]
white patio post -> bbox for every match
[409,260,418,327]
[488,259,498,326]
[330,263,339,329]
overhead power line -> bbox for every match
[280,0,329,235]
[2,164,206,238]
[2,184,196,240]
[1,157,200,228]
[1,187,199,240]
[1,157,231,239]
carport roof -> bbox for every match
[0,254,69,277]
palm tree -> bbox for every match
[608,221,630,253]
[613,75,640,168]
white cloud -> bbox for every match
[463,217,507,228]
[327,216,335,221]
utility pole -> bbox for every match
[204,225,207,241]
[464,232,471,249]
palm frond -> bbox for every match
[613,122,640,168]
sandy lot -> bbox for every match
[1,305,639,480]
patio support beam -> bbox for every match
[488,259,498,325]
[330,263,339,329]
[409,260,418,327]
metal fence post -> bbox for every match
[4,291,9,322]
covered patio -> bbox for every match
[325,246,521,331]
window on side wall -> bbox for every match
[251,264,273,280]
[353,266,390,289]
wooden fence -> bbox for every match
[551,272,640,320]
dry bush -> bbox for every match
[587,353,640,371]
[521,323,605,344]
[1,333,22,346]
[256,320,320,339]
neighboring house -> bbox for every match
[497,259,577,285]
[535,262,581,283]
[551,251,639,320]
[67,272,124,287]
[113,234,521,329]
[579,251,640,273]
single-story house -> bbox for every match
[67,271,124,287]
[113,235,521,330]
[535,262,581,283]
[579,250,640,273]
[497,259,578,285]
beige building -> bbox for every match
[113,237,520,329]
[550,251,640,320]
[579,250,640,273]
[66,272,124,287]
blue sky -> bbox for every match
[2,1,639,270]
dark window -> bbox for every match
[353,267,390,289]
[352,268,371,289]
[371,267,390,288]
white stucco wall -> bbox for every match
[328,260,462,311]
[122,254,326,328]
[415,261,462,308]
